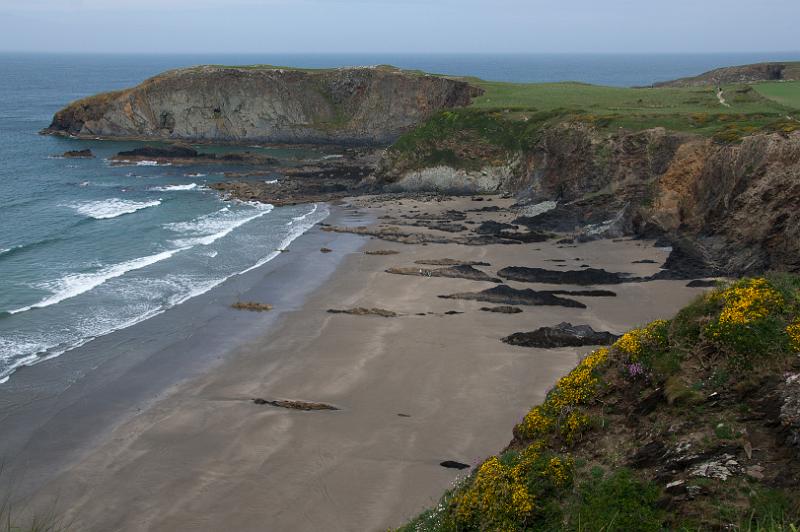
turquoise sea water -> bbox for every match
[1,52,798,383]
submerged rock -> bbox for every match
[439,285,586,308]
[502,322,619,348]
[61,148,94,158]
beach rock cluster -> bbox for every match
[502,322,619,348]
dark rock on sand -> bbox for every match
[327,308,398,317]
[546,289,617,297]
[633,259,658,264]
[253,398,338,411]
[231,301,273,311]
[320,247,333,253]
[440,285,586,308]
[480,306,523,314]
[649,244,724,281]
[365,249,400,255]
[415,259,490,266]
[475,221,518,234]
[687,279,718,288]
[440,461,470,470]
[498,266,635,285]
[62,148,94,158]
[502,322,619,348]
[386,264,501,283]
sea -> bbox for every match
[1,51,798,384]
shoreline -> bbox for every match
[0,204,368,501]
[9,194,712,531]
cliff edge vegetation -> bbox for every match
[399,275,800,531]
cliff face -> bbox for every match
[385,124,800,275]
[653,61,800,87]
[43,66,482,145]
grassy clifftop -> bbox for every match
[385,74,800,174]
[400,276,800,531]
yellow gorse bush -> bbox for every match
[713,278,784,328]
[613,320,669,361]
[517,348,608,441]
[788,320,800,352]
[453,443,573,530]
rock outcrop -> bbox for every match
[386,121,800,275]
[42,65,482,145]
[653,61,800,87]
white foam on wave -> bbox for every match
[166,203,275,248]
[264,179,279,184]
[0,202,330,386]
[150,183,198,192]
[136,160,170,167]
[8,249,184,315]
[245,203,329,275]
[185,173,207,178]
[286,203,319,226]
[71,198,162,219]
[322,154,343,160]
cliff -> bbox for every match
[382,118,800,276]
[654,62,800,87]
[42,65,482,145]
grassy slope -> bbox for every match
[755,82,800,110]
[386,78,800,171]
[468,79,800,135]
[399,276,800,531]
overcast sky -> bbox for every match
[1,0,797,54]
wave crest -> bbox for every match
[71,198,162,219]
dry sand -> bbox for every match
[23,196,709,531]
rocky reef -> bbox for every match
[42,65,481,145]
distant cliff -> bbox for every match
[42,65,482,145]
[653,62,800,87]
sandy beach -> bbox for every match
[12,195,710,531]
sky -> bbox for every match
[0,0,798,54]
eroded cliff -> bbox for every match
[383,121,800,275]
[43,65,482,145]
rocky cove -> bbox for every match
[44,63,800,278]
[14,60,800,531]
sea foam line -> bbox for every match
[70,198,162,220]
[0,202,330,385]
[8,248,186,315]
[150,183,198,192]
[167,204,274,247]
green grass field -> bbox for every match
[754,81,800,110]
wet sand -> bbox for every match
[16,196,709,531]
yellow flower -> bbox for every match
[787,320,800,352]
[613,320,669,361]
[714,278,784,328]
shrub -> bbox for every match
[516,348,609,442]
[567,468,665,531]
[450,443,573,531]
[704,278,788,366]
